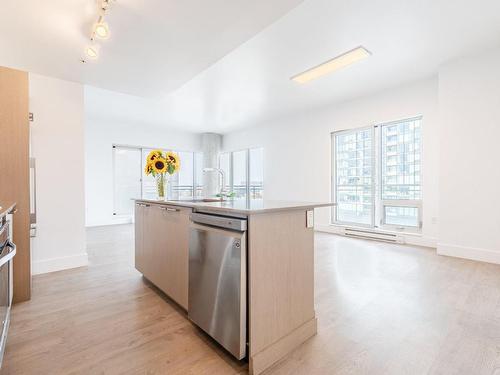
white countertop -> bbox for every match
[135,198,334,215]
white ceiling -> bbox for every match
[0,0,303,97]
[159,0,500,132]
[4,0,500,133]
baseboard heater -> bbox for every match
[344,227,403,244]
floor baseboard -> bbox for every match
[32,253,89,275]
[85,216,133,227]
[437,243,500,265]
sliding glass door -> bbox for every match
[169,151,194,200]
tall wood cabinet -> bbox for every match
[135,202,190,309]
[0,66,31,302]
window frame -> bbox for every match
[219,147,264,200]
[331,116,423,232]
[378,116,423,232]
[331,126,376,228]
[379,200,422,231]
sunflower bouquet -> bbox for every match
[144,150,180,200]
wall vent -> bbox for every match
[344,227,403,244]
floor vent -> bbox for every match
[344,228,403,244]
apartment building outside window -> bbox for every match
[332,116,422,231]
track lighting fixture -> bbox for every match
[82,0,115,62]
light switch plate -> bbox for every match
[306,210,314,228]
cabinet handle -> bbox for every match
[136,203,150,207]
[159,206,180,212]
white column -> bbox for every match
[201,133,222,198]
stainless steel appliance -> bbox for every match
[188,212,247,360]
[0,216,16,366]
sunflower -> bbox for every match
[144,162,153,175]
[152,157,167,174]
[147,149,163,163]
[165,151,180,171]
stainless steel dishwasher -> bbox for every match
[188,212,247,360]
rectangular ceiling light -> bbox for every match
[291,46,371,84]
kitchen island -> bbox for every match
[134,198,332,375]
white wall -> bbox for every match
[223,78,440,246]
[30,74,88,274]
[438,48,500,263]
[84,87,201,226]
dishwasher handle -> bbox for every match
[190,213,247,231]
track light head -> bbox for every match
[85,46,99,59]
[94,21,109,39]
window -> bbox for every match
[380,118,421,228]
[249,148,264,199]
[332,117,422,230]
[333,127,374,225]
[219,152,231,193]
[232,150,248,199]
[170,151,194,200]
[219,147,264,200]
[194,152,204,198]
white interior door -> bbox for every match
[113,146,142,215]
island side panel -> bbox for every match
[248,209,316,373]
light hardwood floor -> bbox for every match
[4,225,500,374]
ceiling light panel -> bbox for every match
[291,46,371,84]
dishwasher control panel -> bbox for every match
[190,212,247,231]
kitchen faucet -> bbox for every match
[203,167,226,200]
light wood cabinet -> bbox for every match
[135,202,190,309]
[0,66,31,303]
[134,202,147,274]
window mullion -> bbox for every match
[371,125,377,228]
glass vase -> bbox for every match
[156,174,168,200]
